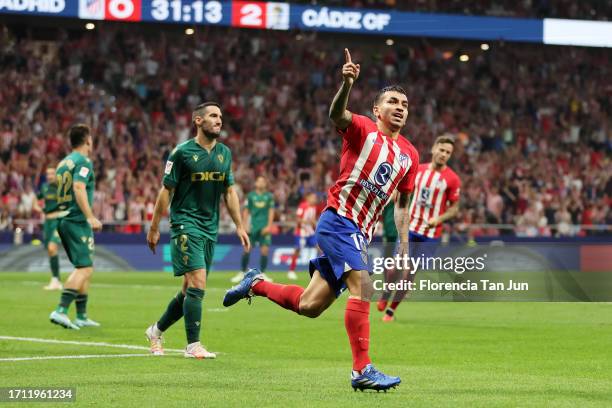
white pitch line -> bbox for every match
[0,336,223,357]
[0,335,183,353]
[19,280,224,292]
[0,354,151,362]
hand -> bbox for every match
[427,217,441,228]
[147,227,160,254]
[342,48,360,85]
[396,241,409,259]
[236,226,251,252]
[87,217,102,232]
[261,226,272,235]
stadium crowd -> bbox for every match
[0,24,610,237]
[293,0,612,21]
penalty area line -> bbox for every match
[0,353,152,362]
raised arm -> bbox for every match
[329,48,360,130]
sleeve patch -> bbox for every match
[164,161,174,175]
[79,167,90,177]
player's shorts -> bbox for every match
[309,209,369,297]
[409,231,441,260]
[57,218,94,268]
[249,228,271,247]
[43,218,61,246]
[170,231,215,276]
[294,234,317,248]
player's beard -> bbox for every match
[199,124,220,139]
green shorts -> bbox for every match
[383,234,398,244]
[57,218,94,268]
[250,228,271,247]
[171,233,215,276]
[43,218,61,246]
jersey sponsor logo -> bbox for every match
[217,154,224,163]
[191,172,226,182]
[78,167,90,177]
[373,162,393,186]
[358,179,390,201]
[254,201,267,208]
[419,187,430,206]
[164,161,173,175]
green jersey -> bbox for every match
[163,139,234,241]
[382,202,398,239]
[247,191,274,231]
[37,183,60,214]
[55,151,95,222]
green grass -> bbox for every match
[1,271,611,407]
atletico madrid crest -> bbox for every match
[399,153,408,169]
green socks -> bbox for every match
[76,294,88,320]
[50,255,60,279]
[157,292,186,332]
[241,253,250,272]
[260,255,268,273]
[184,288,205,344]
[56,289,78,314]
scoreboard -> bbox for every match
[0,0,610,47]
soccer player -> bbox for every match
[145,102,250,359]
[287,192,319,280]
[33,167,63,290]
[231,176,274,283]
[49,124,102,330]
[223,49,419,391]
[375,199,399,312]
[380,135,461,321]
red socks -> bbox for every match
[389,301,400,310]
[252,281,304,314]
[345,298,371,371]
[289,253,298,272]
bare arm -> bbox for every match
[224,186,251,251]
[329,48,360,130]
[74,181,102,231]
[265,207,275,233]
[427,201,460,227]
[395,191,413,246]
[146,185,172,254]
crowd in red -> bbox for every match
[0,24,609,237]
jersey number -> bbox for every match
[56,172,73,203]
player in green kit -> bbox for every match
[145,102,250,359]
[376,200,400,316]
[33,167,63,290]
[231,175,275,283]
[49,124,103,330]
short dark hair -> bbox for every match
[68,124,90,148]
[373,85,408,106]
[192,102,221,122]
[434,135,455,146]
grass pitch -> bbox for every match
[0,271,611,407]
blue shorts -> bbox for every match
[295,235,317,248]
[409,231,440,260]
[309,209,369,297]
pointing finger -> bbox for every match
[344,48,352,63]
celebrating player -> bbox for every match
[223,49,419,391]
[231,175,275,283]
[33,167,63,290]
[380,135,461,321]
[287,192,319,280]
[49,124,102,330]
[145,102,250,359]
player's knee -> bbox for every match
[298,300,324,318]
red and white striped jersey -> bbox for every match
[295,200,318,237]
[409,163,461,238]
[327,114,420,241]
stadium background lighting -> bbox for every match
[85,23,95,30]
[385,39,394,46]
[481,43,490,50]
[185,28,195,35]
[459,54,469,62]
